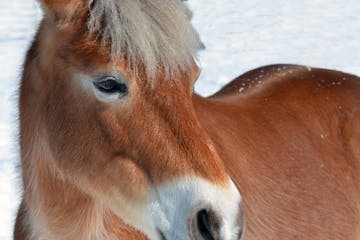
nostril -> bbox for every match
[236,228,244,240]
[236,207,245,240]
[196,210,215,240]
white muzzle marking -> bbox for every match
[146,177,243,240]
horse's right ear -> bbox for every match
[39,0,82,21]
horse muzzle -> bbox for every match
[148,177,245,240]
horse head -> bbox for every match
[20,0,244,239]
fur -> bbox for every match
[87,0,204,78]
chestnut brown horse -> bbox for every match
[14,0,360,240]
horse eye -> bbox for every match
[94,77,128,95]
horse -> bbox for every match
[14,0,360,240]
[14,1,243,239]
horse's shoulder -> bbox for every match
[210,64,360,103]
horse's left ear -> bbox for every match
[39,0,85,21]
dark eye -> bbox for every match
[94,77,128,95]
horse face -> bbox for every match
[38,1,244,239]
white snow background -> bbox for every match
[0,0,359,239]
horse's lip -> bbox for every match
[157,228,167,240]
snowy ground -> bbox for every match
[0,0,359,239]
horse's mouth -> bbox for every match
[157,228,167,240]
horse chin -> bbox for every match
[104,195,159,240]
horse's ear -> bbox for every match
[39,0,85,21]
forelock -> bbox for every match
[87,0,204,79]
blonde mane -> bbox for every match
[87,0,204,78]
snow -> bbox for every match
[0,0,359,239]
[189,0,360,95]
